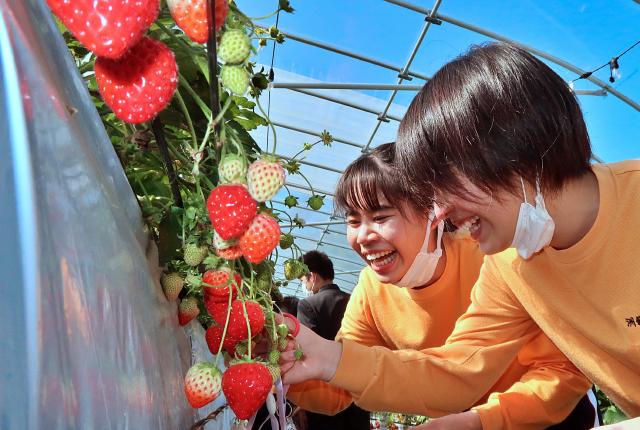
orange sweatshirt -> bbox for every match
[329,161,640,419]
[289,235,591,429]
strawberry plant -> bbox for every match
[54,0,324,426]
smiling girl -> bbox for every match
[286,143,595,430]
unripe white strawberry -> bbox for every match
[218,30,251,64]
[247,158,286,202]
[221,65,250,95]
[218,153,247,184]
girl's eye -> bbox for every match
[347,219,360,227]
[373,215,389,223]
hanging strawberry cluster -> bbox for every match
[52,0,314,426]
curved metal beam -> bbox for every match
[384,0,640,112]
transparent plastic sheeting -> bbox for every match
[0,0,215,428]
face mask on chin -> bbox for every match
[511,178,555,259]
[396,216,444,289]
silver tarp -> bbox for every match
[0,0,219,428]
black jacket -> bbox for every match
[297,284,350,341]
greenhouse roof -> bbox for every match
[239,0,640,297]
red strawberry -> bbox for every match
[167,0,228,44]
[202,268,241,303]
[178,296,200,325]
[207,185,257,240]
[224,300,265,343]
[222,361,273,420]
[247,159,286,202]
[239,214,281,263]
[214,230,243,260]
[205,324,237,355]
[215,244,243,260]
[46,0,159,59]
[205,300,230,325]
[94,37,178,124]
[184,362,222,408]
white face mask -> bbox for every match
[511,178,555,260]
[396,217,444,288]
[303,276,314,296]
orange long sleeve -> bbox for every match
[293,235,591,428]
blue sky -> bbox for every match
[240,0,640,161]
[237,0,640,295]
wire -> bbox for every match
[571,39,640,83]
[265,8,281,150]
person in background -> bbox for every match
[286,143,595,430]
[295,250,370,430]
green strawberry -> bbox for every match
[268,350,280,364]
[284,195,298,208]
[218,30,251,64]
[184,243,208,266]
[266,364,280,382]
[277,323,289,338]
[218,153,247,184]
[307,194,325,210]
[247,158,286,202]
[294,347,304,360]
[221,65,250,95]
[161,272,184,301]
[184,362,223,408]
[178,296,200,325]
[279,233,294,249]
[284,259,307,280]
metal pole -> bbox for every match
[362,0,444,152]
[272,82,425,91]
[384,0,640,112]
[276,153,344,174]
[269,28,431,81]
[280,220,346,228]
[285,182,336,197]
[288,88,403,122]
[272,120,365,149]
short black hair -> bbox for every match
[396,42,592,210]
[302,250,334,281]
[334,143,413,216]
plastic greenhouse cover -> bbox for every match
[0,1,228,428]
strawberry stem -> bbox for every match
[290,138,322,160]
[179,74,212,119]
[295,170,316,196]
[151,118,183,208]
[154,21,202,57]
[206,0,221,129]
[255,96,278,154]
[175,90,198,149]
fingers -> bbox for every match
[274,312,299,336]
[282,312,300,337]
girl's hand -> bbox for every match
[277,317,343,384]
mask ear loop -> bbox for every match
[433,221,444,258]
[520,177,529,204]
[418,217,434,253]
